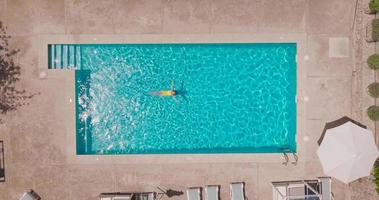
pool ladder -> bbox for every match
[48,44,81,69]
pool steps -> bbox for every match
[48,44,81,69]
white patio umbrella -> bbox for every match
[317,121,379,184]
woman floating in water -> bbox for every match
[150,80,177,98]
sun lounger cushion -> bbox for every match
[20,191,41,200]
[205,185,219,200]
[231,183,245,200]
[187,188,201,200]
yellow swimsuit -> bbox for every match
[161,90,173,96]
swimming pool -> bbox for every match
[48,43,297,155]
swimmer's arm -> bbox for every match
[172,95,178,103]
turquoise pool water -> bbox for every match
[49,43,297,154]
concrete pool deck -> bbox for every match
[0,0,377,199]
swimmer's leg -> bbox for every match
[150,91,162,96]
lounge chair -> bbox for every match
[138,192,155,200]
[319,177,333,200]
[187,187,202,200]
[230,182,246,200]
[99,193,132,200]
[99,192,155,200]
[20,190,41,200]
[205,185,220,200]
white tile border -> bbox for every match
[37,33,307,164]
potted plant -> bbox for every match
[368,54,379,69]
[374,159,379,194]
[367,106,379,121]
[369,0,379,13]
[373,19,379,41]
[368,83,379,97]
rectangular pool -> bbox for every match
[48,43,297,155]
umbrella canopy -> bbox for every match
[318,116,367,145]
[317,120,379,184]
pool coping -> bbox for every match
[37,33,307,164]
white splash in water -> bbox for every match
[79,112,89,122]
[107,144,113,150]
[91,117,100,125]
[78,94,89,109]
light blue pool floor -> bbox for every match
[68,43,297,154]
